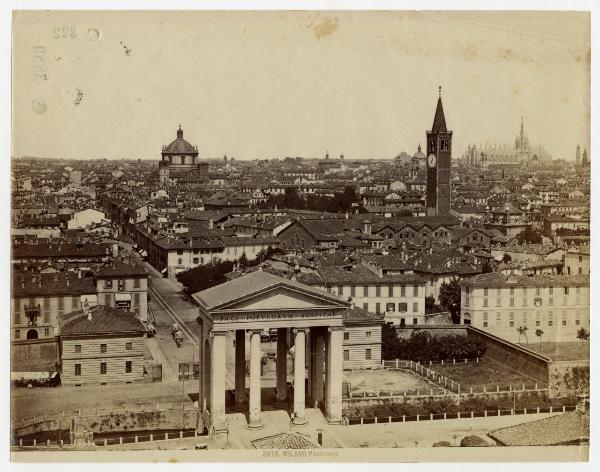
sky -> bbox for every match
[12,10,591,161]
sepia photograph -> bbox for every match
[6,3,594,464]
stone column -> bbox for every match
[275,328,288,407]
[248,330,263,429]
[234,330,247,410]
[292,328,307,425]
[311,328,325,408]
[325,327,343,424]
[210,330,227,431]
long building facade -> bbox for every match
[460,273,589,343]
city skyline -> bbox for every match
[12,11,590,161]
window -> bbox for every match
[375,303,381,314]
[178,258,183,265]
[398,303,407,312]
[125,361,132,373]
[13,312,20,324]
[105,279,113,289]
[133,278,141,289]
[536,287,541,296]
[58,297,64,311]
[483,287,489,296]
[75,345,81,353]
[579,255,583,263]
[564,286,569,295]
[483,298,488,307]
[118,279,125,291]
[375,286,381,297]
[15,329,20,339]
[193,258,199,264]
[104,294,112,306]
[366,331,372,339]
[548,297,553,306]
[413,285,419,297]
[509,312,514,327]
[43,297,50,310]
[72,296,79,310]
[362,303,369,311]
[578,267,582,275]
[536,313,541,326]
[548,286,553,295]
[548,313,553,327]
[126,342,133,350]
[576,286,581,296]
[343,332,349,341]
[496,312,501,327]
[365,349,372,360]
[100,362,107,375]
[400,285,406,297]
[100,344,107,353]
[412,302,418,312]
[75,364,81,376]
[177,250,184,255]
[44,328,49,337]
[413,318,418,325]
[133,293,140,307]
[576,318,580,326]
[386,303,395,312]
[562,312,567,326]
[522,312,528,325]
[388,286,393,297]
[14,299,21,312]
[350,286,356,297]
[343,350,349,361]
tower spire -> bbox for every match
[431,87,447,132]
[520,116,524,136]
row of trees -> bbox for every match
[381,326,487,362]
[343,391,577,419]
[257,186,359,213]
[517,326,590,354]
[175,247,283,295]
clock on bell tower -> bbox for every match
[426,86,452,216]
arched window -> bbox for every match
[26,329,38,340]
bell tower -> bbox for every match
[426,86,452,216]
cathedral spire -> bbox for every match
[520,116,524,136]
[431,86,447,133]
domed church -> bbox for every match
[159,125,209,186]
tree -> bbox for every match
[576,328,589,351]
[535,328,544,353]
[438,279,461,324]
[516,226,543,244]
[516,326,529,345]
[502,253,512,264]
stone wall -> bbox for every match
[466,327,550,384]
[14,409,198,438]
[12,338,60,373]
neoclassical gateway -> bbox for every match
[193,270,350,432]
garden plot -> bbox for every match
[343,369,432,394]
[429,358,541,391]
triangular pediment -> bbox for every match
[217,285,348,312]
